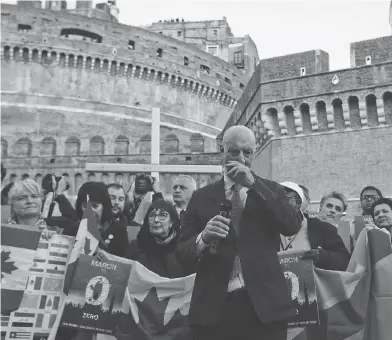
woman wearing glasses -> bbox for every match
[126,199,185,278]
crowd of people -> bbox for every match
[1,125,391,340]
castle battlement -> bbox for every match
[1,3,247,106]
[222,36,392,150]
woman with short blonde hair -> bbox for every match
[8,179,58,238]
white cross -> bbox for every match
[86,107,222,177]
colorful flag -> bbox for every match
[48,201,102,340]
[93,227,390,340]
[1,225,42,314]
[288,227,392,340]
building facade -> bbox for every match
[145,17,260,80]
[1,1,252,196]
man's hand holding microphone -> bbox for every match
[199,213,231,254]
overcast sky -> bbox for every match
[117,0,391,70]
[4,0,392,70]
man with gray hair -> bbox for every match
[172,175,196,226]
[176,125,301,340]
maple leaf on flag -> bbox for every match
[1,251,18,279]
[121,287,191,340]
[84,237,92,255]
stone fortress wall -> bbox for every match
[223,33,392,213]
[1,2,253,194]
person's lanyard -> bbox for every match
[280,231,299,251]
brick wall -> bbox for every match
[251,126,392,202]
[258,50,329,81]
[350,36,392,67]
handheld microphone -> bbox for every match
[210,199,232,254]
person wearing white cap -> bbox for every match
[280,181,350,271]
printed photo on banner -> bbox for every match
[278,250,319,327]
[60,254,131,334]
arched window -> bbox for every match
[89,136,105,155]
[50,51,57,64]
[164,134,179,153]
[365,94,379,127]
[59,53,66,67]
[14,137,32,156]
[348,96,362,129]
[157,71,163,82]
[1,138,8,157]
[110,61,117,75]
[265,108,280,137]
[114,135,129,155]
[13,47,20,62]
[76,55,84,68]
[32,49,39,62]
[9,174,17,183]
[134,66,141,78]
[332,98,345,131]
[190,133,204,153]
[102,59,109,72]
[283,106,296,136]
[3,46,10,61]
[41,50,49,64]
[94,58,101,72]
[40,137,56,156]
[139,134,151,154]
[88,173,96,182]
[86,56,92,70]
[150,69,155,81]
[68,54,75,68]
[300,103,312,134]
[142,67,149,79]
[22,48,29,62]
[382,92,392,125]
[119,63,125,75]
[22,174,30,180]
[316,101,328,132]
[65,136,81,155]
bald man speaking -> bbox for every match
[176,126,302,340]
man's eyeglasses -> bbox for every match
[148,212,169,220]
[361,195,379,201]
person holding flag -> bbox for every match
[74,181,129,257]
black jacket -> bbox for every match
[175,175,302,326]
[126,227,185,278]
[307,217,350,271]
